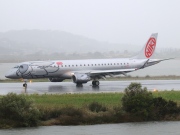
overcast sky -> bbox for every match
[0,0,180,48]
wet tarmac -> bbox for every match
[0,80,180,95]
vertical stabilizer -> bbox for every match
[133,33,158,59]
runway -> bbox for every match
[0,80,180,95]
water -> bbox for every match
[1,60,180,79]
[0,122,180,135]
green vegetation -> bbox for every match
[25,91,180,108]
[0,84,180,128]
[153,91,180,104]
[29,93,122,108]
[122,83,180,121]
[0,93,40,128]
[88,102,107,112]
[122,83,154,121]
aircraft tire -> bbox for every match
[92,81,99,86]
[92,81,95,86]
[23,83,27,88]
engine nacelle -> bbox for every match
[72,73,91,83]
[48,78,64,82]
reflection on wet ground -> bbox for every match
[0,80,180,95]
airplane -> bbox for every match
[5,33,171,87]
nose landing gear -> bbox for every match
[23,80,27,88]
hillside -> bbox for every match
[0,30,129,54]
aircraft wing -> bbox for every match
[90,68,137,78]
[89,69,137,74]
[149,58,174,62]
[73,68,137,79]
[145,58,174,68]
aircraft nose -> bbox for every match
[5,71,12,78]
[5,74,9,78]
[5,70,17,79]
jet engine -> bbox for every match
[72,73,91,83]
[48,78,64,82]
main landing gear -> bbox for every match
[76,81,100,87]
[92,80,100,87]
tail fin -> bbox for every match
[133,33,158,59]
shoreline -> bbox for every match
[1,91,180,128]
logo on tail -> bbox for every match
[145,37,156,58]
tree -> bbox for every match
[122,83,154,120]
[152,97,180,119]
[122,83,180,121]
[0,93,40,128]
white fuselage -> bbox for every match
[5,58,149,79]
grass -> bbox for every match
[29,93,123,108]
[21,91,180,108]
[1,91,180,108]
[153,90,180,104]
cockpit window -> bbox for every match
[14,66,19,68]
